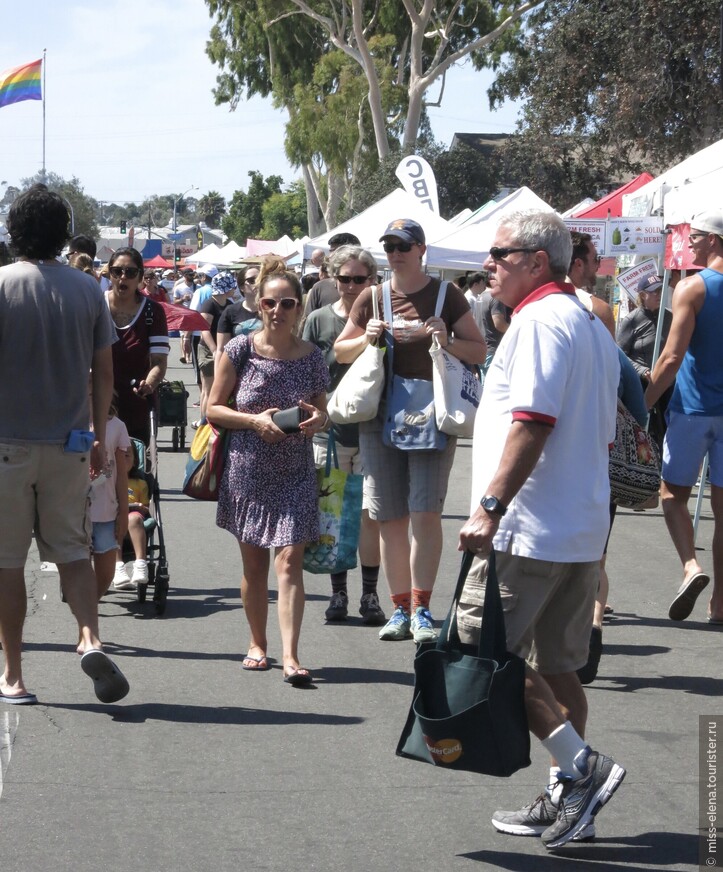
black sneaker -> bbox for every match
[492,791,595,840]
[325,591,348,622]
[541,748,625,849]
[359,592,386,626]
[577,626,603,685]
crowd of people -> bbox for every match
[2,182,723,850]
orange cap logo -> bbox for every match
[424,736,463,764]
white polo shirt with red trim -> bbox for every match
[471,281,619,563]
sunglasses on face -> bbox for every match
[336,274,371,285]
[109,266,141,279]
[489,247,538,261]
[245,276,259,285]
[383,241,414,253]
[689,232,708,241]
[258,297,299,312]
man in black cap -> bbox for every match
[646,208,723,624]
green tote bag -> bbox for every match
[396,550,531,777]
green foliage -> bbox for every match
[490,0,723,171]
[222,171,284,242]
[198,191,227,228]
[20,172,98,238]
[260,180,307,239]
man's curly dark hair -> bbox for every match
[7,184,70,259]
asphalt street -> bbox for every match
[0,353,717,872]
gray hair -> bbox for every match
[328,245,378,278]
[496,210,572,277]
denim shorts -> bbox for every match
[663,410,723,487]
[91,520,117,555]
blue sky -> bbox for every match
[0,0,521,205]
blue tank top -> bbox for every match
[670,268,723,415]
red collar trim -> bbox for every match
[513,281,576,315]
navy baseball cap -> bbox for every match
[637,275,663,294]
[379,218,425,245]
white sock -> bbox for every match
[541,723,588,780]
[134,559,147,567]
[546,766,564,805]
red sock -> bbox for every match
[412,588,432,611]
[391,592,412,613]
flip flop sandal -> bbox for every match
[283,668,312,687]
[81,649,129,703]
[242,655,270,671]
[668,572,710,621]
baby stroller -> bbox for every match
[119,402,170,615]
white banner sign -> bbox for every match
[616,258,659,302]
[606,217,664,255]
[162,243,196,257]
[395,155,439,214]
[564,220,608,256]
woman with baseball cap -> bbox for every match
[335,218,486,644]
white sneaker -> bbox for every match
[112,562,136,591]
[131,560,149,585]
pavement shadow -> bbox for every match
[44,701,364,726]
[21,640,247,663]
[600,673,723,696]
[460,830,698,870]
[601,643,670,657]
[312,665,413,687]
[605,612,715,631]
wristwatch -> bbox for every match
[480,495,507,517]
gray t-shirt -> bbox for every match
[0,261,117,442]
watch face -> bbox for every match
[482,496,505,516]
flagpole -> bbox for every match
[41,48,46,184]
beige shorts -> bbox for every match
[456,552,598,674]
[0,442,91,567]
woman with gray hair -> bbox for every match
[302,245,385,626]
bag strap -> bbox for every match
[324,430,339,476]
[437,550,509,661]
[382,280,395,374]
[434,281,448,318]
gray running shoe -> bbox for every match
[410,606,437,643]
[541,748,626,849]
[492,791,595,840]
[325,591,349,622]
[378,606,412,640]
[359,592,386,626]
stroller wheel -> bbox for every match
[172,428,179,452]
[137,581,148,603]
[154,570,169,616]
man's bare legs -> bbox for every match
[0,568,30,696]
[59,559,102,656]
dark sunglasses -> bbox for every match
[489,246,538,260]
[336,274,370,285]
[109,266,141,279]
[689,232,708,240]
[259,297,299,311]
[244,277,259,285]
[383,241,414,253]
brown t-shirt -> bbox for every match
[349,278,469,379]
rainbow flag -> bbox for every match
[0,58,42,109]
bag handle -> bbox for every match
[437,550,509,662]
[324,430,339,476]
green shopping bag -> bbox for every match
[396,550,531,777]
[303,432,362,574]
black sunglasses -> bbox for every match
[336,274,370,285]
[489,247,538,260]
[109,266,141,279]
[259,297,299,311]
[383,241,414,253]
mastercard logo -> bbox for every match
[424,736,463,764]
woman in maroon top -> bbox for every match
[105,248,170,444]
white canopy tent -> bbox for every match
[216,240,246,262]
[622,137,723,221]
[302,188,453,264]
[184,243,224,265]
[426,187,556,271]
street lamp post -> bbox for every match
[172,185,197,267]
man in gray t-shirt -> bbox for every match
[0,185,129,706]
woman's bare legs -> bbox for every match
[275,543,307,676]
[379,516,412,595]
[239,541,270,666]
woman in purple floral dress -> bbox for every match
[207,258,329,686]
